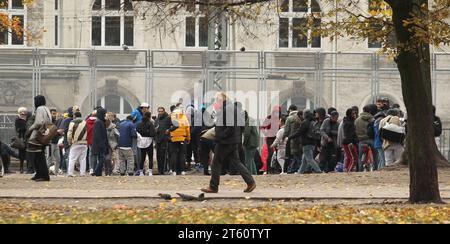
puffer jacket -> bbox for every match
[170,109,191,143]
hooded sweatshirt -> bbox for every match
[342,109,358,145]
[91,108,109,155]
[28,96,52,147]
[355,112,374,141]
[290,109,316,146]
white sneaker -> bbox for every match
[168,170,173,175]
[172,172,177,176]
[148,169,153,176]
[181,171,186,175]
[139,170,144,176]
[89,169,94,175]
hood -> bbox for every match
[289,110,298,116]
[345,108,354,120]
[34,95,46,109]
[374,111,386,120]
[359,112,373,121]
[315,107,326,119]
[96,108,107,122]
[303,109,314,121]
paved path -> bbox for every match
[1,169,449,200]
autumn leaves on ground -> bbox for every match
[0,168,449,224]
[0,199,448,224]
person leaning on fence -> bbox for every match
[67,111,88,177]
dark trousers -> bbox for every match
[28,150,49,180]
[199,139,214,175]
[210,144,255,191]
[140,144,153,171]
[186,133,199,164]
[93,154,106,176]
[169,142,186,175]
[266,137,276,173]
[156,142,168,174]
[320,143,339,173]
[0,154,10,172]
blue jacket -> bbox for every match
[130,108,143,127]
[118,119,137,148]
[374,118,382,149]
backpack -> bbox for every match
[433,116,442,137]
[367,121,375,139]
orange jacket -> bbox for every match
[170,110,191,143]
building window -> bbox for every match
[97,95,133,118]
[185,2,209,48]
[91,0,134,47]
[0,0,25,46]
[367,0,389,48]
[278,0,321,49]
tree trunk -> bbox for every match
[390,0,443,203]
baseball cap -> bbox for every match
[140,102,150,108]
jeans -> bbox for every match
[288,154,302,173]
[299,145,322,174]
[210,144,255,191]
[89,145,97,171]
[376,148,385,169]
[244,147,257,175]
[47,143,61,172]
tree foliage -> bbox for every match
[0,0,33,44]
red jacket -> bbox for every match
[86,117,97,146]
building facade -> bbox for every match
[0,0,449,126]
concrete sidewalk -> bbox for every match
[1,187,449,200]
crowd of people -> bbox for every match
[0,95,443,185]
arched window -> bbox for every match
[0,0,25,46]
[278,0,321,48]
[91,0,134,47]
[97,94,133,119]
